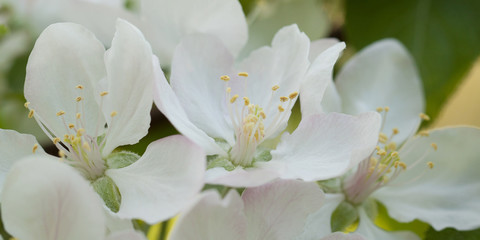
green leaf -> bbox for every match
[425,227,480,240]
[345,0,480,120]
[331,201,359,232]
[106,150,140,169]
[92,176,122,213]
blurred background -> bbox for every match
[1,0,479,239]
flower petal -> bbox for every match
[101,19,154,155]
[335,39,424,143]
[139,0,247,63]
[308,39,341,63]
[153,56,225,155]
[169,190,247,240]
[106,230,147,240]
[24,22,106,139]
[238,25,310,136]
[169,34,236,144]
[321,232,365,240]
[355,208,419,240]
[106,135,205,224]
[243,179,324,240]
[373,127,480,230]
[2,156,105,240]
[296,193,345,240]
[205,164,280,188]
[0,129,46,194]
[270,112,381,181]
[300,42,345,118]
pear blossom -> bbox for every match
[169,179,365,240]
[0,19,205,224]
[298,39,480,239]
[1,155,147,240]
[154,25,381,187]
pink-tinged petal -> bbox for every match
[373,127,480,230]
[106,230,147,240]
[140,0,247,63]
[205,163,280,188]
[300,42,345,118]
[100,19,155,155]
[24,22,106,139]
[336,39,424,143]
[270,112,381,181]
[2,156,105,240]
[153,56,226,155]
[169,190,247,240]
[106,135,205,224]
[297,193,345,240]
[243,179,324,240]
[355,208,419,240]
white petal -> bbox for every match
[308,39,341,63]
[2,156,105,240]
[140,0,247,63]
[169,34,236,144]
[0,129,46,194]
[321,232,365,240]
[300,42,345,118]
[106,135,205,224]
[101,19,154,155]
[296,193,345,240]
[169,190,247,240]
[238,25,310,135]
[24,22,106,139]
[355,207,419,240]
[106,230,147,240]
[336,39,424,143]
[153,56,225,155]
[373,127,480,230]
[243,180,324,240]
[104,209,134,235]
[205,164,280,188]
[270,112,381,181]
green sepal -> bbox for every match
[92,176,121,213]
[106,151,140,169]
[253,148,272,162]
[317,178,342,193]
[331,201,359,232]
[362,198,379,221]
[207,155,235,171]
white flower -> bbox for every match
[169,179,365,240]
[0,19,205,224]
[1,155,147,240]
[154,24,381,187]
[298,39,480,239]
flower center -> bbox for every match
[343,107,436,205]
[220,72,297,167]
[26,85,117,181]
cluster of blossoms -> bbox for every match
[0,1,480,240]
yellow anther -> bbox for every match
[83,142,91,152]
[28,109,35,118]
[376,107,384,112]
[76,128,85,137]
[238,72,249,77]
[100,91,109,97]
[431,143,438,151]
[375,146,381,151]
[56,110,65,116]
[220,75,231,81]
[394,161,399,168]
[378,132,388,144]
[392,128,399,135]
[427,161,434,169]
[76,113,81,119]
[280,96,289,102]
[58,150,65,158]
[278,105,285,112]
[68,124,75,129]
[226,87,232,93]
[377,149,387,156]
[289,91,299,99]
[52,137,61,144]
[391,151,399,157]
[76,85,84,90]
[32,144,38,153]
[243,97,250,106]
[70,135,75,141]
[419,131,430,137]
[272,85,280,91]
[387,142,397,151]
[419,113,430,121]
[110,111,118,117]
[398,162,407,170]
[384,106,390,112]
[24,102,30,108]
[259,111,266,119]
[64,134,70,142]
[230,95,239,103]
[75,96,83,102]
[73,137,81,145]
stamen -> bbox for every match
[28,109,35,118]
[76,113,81,119]
[427,161,434,169]
[419,113,430,121]
[76,85,84,90]
[83,142,91,152]
[378,132,388,144]
[230,95,239,103]
[77,128,85,137]
[243,97,250,106]
[75,96,83,102]
[68,124,75,129]
[272,85,280,91]
[24,102,30,108]
[110,111,118,117]
[384,106,390,112]
[226,87,232,93]
[56,111,65,116]
[398,162,407,170]
[59,150,65,158]
[100,91,109,97]
[431,143,438,151]
[392,128,399,135]
[376,107,383,112]
[289,91,298,99]
[377,149,387,156]
[280,96,289,102]
[278,105,285,112]
[32,144,38,153]
[238,72,249,77]
[220,75,231,81]
[52,138,61,144]
[259,111,266,119]
[387,142,397,151]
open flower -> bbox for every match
[2,155,147,240]
[298,39,480,239]
[169,179,364,240]
[0,19,205,224]
[154,25,381,187]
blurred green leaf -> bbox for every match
[0,25,7,38]
[425,227,480,240]
[345,0,480,120]
[375,201,429,238]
